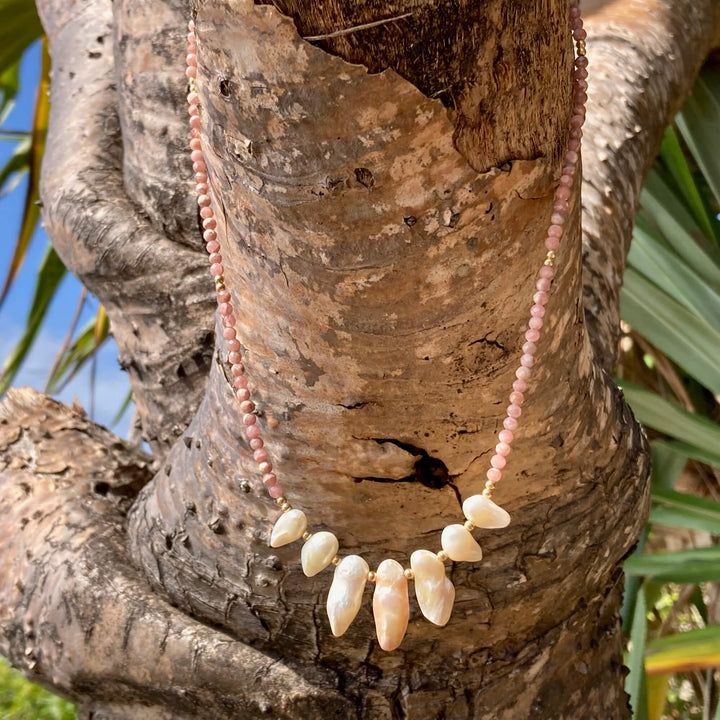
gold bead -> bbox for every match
[302,531,312,541]
[437,550,449,562]
[546,251,556,259]
[543,258,554,267]
[482,488,493,499]
[331,555,341,566]
[367,571,376,582]
[577,45,587,57]
[275,496,286,506]
[281,502,292,513]
[464,520,475,532]
[403,568,414,580]
[214,278,225,291]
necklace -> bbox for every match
[184,2,588,652]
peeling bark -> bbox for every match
[1,0,719,717]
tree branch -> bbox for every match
[580,0,720,367]
[0,388,351,719]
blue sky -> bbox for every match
[0,41,133,436]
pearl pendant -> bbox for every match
[326,555,369,637]
[462,494,511,529]
[301,531,339,577]
[269,508,307,547]
[410,550,455,626]
[373,559,409,651]
[441,524,483,562]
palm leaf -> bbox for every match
[0,0,43,78]
[645,626,720,675]
[0,38,50,307]
[0,243,66,396]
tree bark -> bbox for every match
[1,0,719,717]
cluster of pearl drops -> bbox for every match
[184,1,588,652]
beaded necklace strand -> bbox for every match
[184,2,588,651]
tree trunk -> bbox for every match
[2,0,720,717]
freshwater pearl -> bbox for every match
[441,524,483,562]
[327,555,369,637]
[410,550,455,627]
[462,494,511,529]
[269,509,307,547]
[301,531,339,577]
[373,559,409,651]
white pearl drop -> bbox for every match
[462,494,511,529]
[373,559,409,651]
[441,524,483,562]
[410,549,455,627]
[301,531,339,577]
[326,555,369,637]
[269,509,307,548]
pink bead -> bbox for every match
[574,91,588,105]
[570,115,584,128]
[204,229,217,243]
[528,316,543,330]
[228,350,241,364]
[188,105,199,117]
[245,424,261,439]
[208,253,222,264]
[210,263,224,276]
[507,403,522,419]
[503,417,519,430]
[227,339,241,352]
[236,388,250,402]
[187,92,199,106]
[490,454,506,469]
[243,413,256,426]
[558,175,572,187]
[203,218,217,230]
[196,183,208,195]
[522,341,536,355]
[185,66,197,79]
[575,67,588,80]
[574,28,587,41]
[545,236,560,251]
[512,379,527,392]
[509,390,524,405]
[525,328,540,342]
[258,461,273,475]
[218,292,232,307]
[515,366,532,381]
[201,207,214,219]
[554,199,569,212]
[555,185,571,201]
[548,224,563,237]
[239,401,254,414]
[575,56,588,69]
[570,6,580,17]
[189,117,201,131]
[206,240,220,254]
[533,290,549,306]
[222,313,236,326]
[233,376,247,390]
[254,449,269,463]
[531,304,546,318]
[520,353,535,368]
[498,429,514,444]
[190,128,200,139]
[250,438,264,450]
[191,149,204,163]
[263,473,277,487]
[195,171,207,183]
[231,363,244,376]
[197,194,211,208]
[193,159,207,172]
[190,139,202,151]
[486,468,502,483]
[496,442,511,457]
[550,213,565,225]
[536,277,551,292]
[566,150,579,165]
[187,54,197,67]
[268,485,284,499]
[574,79,588,92]
[538,266,554,281]
[218,302,232,316]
